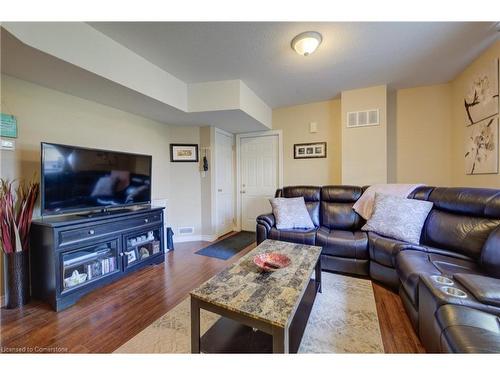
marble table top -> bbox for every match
[190,239,322,328]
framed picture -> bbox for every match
[294,142,327,159]
[124,249,137,265]
[170,144,199,162]
[465,117,499,175]
[463,58,499,126]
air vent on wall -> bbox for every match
[178,227,194,235]
[347,109,380,128]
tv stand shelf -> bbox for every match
[30,206,165,311]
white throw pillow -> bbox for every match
[269,197,315,230]
[361,193,433,244]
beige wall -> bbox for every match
[451,40,500,188]
[167,125,203,237]
[395,84,453,186]
[0,74,205,295]
[341,85,387,185]
[272,99,341,186]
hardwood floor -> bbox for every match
[0,234,424,353]
[372,282,425,353]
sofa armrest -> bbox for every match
[454,273,500,308]
[256,213,275,228]
[368,232,426,267]
[256,213,275,245]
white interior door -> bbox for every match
[215,130,235,236]
[240,134,279,232]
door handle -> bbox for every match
[218,189,223,192]
[240,190,246,194]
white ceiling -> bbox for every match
[89,22,499,108]
[1,27,269,133]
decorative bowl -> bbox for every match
[253,253,291,272]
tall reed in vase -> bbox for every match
[0,178,39,308]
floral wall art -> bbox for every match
[464,59,499,175]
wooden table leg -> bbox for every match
[272,325,289,353]
[191,297,201,353]
[315,257,322,293]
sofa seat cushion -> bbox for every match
[368,232,424,268]
[396,250,480,307]
[436,304,500,353]
[316,227,368,259]
[268,227,316,245]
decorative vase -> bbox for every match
[3,251,30,309]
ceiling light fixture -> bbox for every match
[291,31,322,56]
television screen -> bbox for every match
[41,143,152,215]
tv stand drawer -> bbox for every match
[58,213,162,248]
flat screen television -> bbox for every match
[41,143,152,215]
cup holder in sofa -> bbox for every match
[440,286,467,298]
[431,275,454,286]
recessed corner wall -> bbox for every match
[395,83,453,186]
[341,85,387,186]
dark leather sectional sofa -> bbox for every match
[256,185,500,353]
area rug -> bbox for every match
[114,272,384,353]
[194,231,255,260]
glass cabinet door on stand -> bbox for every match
[123,228,163,269]
[61,240,121,293]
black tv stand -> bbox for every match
[30,207,165,311]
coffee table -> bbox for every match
[190,239,322,353]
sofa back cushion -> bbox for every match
[282,186,321,227]
[421,188,500,260]
[408,186,435,201]
[320,185,364,230]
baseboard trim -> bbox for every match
[173,234,218,243]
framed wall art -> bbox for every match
[464,58,499,175]
[170,144,199,162]
[293,142,327,159]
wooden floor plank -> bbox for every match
[1,234,424,353]
[372,282,425,353]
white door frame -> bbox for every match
[235,129,283,231]
[213,127,236,237]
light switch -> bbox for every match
[309,122,318,133]
[1,139,15,150]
